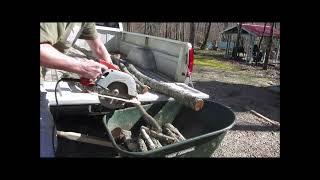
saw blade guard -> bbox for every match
[96,69,138,97]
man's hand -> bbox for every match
[78,59,109,79]
[40,43,109,80]
[86,38,114,64]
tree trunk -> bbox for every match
[165,23,168,38]
[127,22,130,32]
[125,63,204,111]
[258,23,267,50]
[223,22,228,30]
[182,23,185,41]
[144,22,147,34]
[234,22,242,59]
[263,22,274,70]
[257,22,267,66]
[189,23,195,47]
[175,23,179,40]
[200,22,211,50]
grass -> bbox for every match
[194,54,241,72]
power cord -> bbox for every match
[53,78,80,155]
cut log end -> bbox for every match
[194,99,204,111]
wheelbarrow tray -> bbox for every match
[103,100,235,157]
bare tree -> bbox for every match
[175,23,179,40]
[164,23,168,38]
[233,22,243,59]
[223,22,228,30]
[263,22,274,70]
[144,22,147,34]
[189,23,195,47]
[200,22,212,50]
[256,22,267,66]
[182,23,185,41]
[127,22,131,32]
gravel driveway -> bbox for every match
[191,64,280,158]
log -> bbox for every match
[140,129,156,150]
[125,63,204,111]
[249,109,280,127]
[163,128,180,142]
[111,127,132,143]
[134,104,162,132]
[151,137,162,148]
[111,128,140,152]
[141,126,176,144]
[164,123,186,141]
[125,139,139,152]
[137,138,148,152]
[119,62,150,94]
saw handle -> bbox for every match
[80,59,120,87]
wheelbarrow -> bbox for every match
[103,100,235,157]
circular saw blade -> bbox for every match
[98,82,131,109]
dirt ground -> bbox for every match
[191,61,280,157]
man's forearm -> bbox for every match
[40,43,83,74]
[86,38,112,63]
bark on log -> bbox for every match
[134,104,162,132]
[125,139,139,152]
[164,123,186,141]
[163,128,180,142]
[141,126,176,144]
[137,138,148,152]
[119,62,150,94]
[111,127,140,152]
[125,63,204,111]
[151,137,162,148]
[111,127,132,143]
[140,129,156,150]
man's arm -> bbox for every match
[86,38,113,64]
[40,43,108,79]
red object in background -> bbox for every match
[187,48,194,77]
[80,59,120,87]
[241,24,280,38]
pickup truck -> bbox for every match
[42,22,199,157]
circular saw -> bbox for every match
[96,70,138,109]
[79,59,138,109]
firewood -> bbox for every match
[125,139,139,152]
[118,62,150,94]
[134,104,162,132]
[111,127,139,152]
[137,138,148,152]
[163,128,180,142]
[164,123,186,141]
[141,126,176,144]
[110,55,204,111]
[151,137,162,148]
[111,127,132,143]
[140,129,156,150]
[126,63,204,111]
